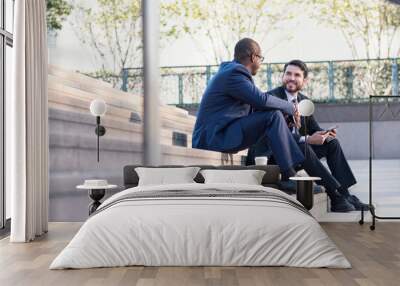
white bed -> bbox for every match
[50,183,351,269]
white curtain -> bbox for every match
[8,0,49,242]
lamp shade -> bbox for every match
[90,99,107,117]
[298,99,315,116]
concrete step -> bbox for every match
[308,193,328,220]
[317,211,371,222]
[48,82,196,134]
[48,66,192,119]
[49,108,194,147]
[48,65,248,158]
[48,68,195,122]
[49,131,240,172]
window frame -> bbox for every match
[1,0,14,231]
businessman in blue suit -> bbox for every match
[192,38,304,177]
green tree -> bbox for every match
[162,0,294,64]
[47,0,73,31]
[307,0,400,96]
[309,0,400,59]
[71,0,142,74]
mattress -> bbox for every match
[50,183,351,269]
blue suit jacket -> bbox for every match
[192,61,294,152]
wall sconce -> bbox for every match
[90,99,107,162]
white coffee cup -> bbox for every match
[255,156,268,165]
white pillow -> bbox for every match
[200,169,266,185]
[135,167,201,186]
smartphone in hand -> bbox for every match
[323,125,338,134]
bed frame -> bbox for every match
[123,164,282,189]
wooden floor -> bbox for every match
[0,222,399,286]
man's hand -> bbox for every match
[306,131,329,145]
[328,129,337,138]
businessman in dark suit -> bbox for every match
[192,38,305,177]
[247,60,368,212]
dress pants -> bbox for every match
[222,110,305,172]
[298,139,357,199]
[246,134,357,200]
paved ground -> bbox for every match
[340,160,400,218]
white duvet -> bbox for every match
[50,183,351,269]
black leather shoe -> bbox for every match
[331,197,356,212]
[347,195,370,211]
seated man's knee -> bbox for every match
[268,110,285,121]
[327,138,340,148]
[300,142,316,155]
[253,110,284,125]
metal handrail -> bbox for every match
[86,57,400,105]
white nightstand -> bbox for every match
[77,182,118,215]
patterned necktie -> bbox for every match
[291,98,299,135]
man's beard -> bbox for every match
[284,81,301,93]
[252,66,259,76]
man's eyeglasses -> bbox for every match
[255,54,265,62]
